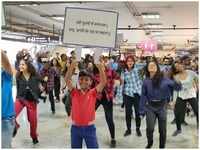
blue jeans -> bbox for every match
[71,125,99,148]
[145,101,167,148]
[2,117,15,148]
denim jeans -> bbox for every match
[1,117,15,148]
[145,101,167,148]
[71,125,99,148]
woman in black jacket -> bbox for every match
[13,58,42,144]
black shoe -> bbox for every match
[182,121,188,126]
[110,139,116,148]
[52,111,55,115]
[124,130,131,137]
[172,130,182,136]
[32,138,39,144]
[40,95,46,103]
[145,143,153,148]
[136,128,142,137]
[159,145,165,148]
[171,119,176,124]
[43,97,47,103]
[12,126,18,137]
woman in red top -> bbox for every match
[93,56,121,148]
[65,59,106,148]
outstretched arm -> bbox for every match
[65,60,77,91]
[95,63,107,93]
[1,50,13,75]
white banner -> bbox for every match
[63,7,118,48]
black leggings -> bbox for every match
[96,98,115,139]
[175,97,199,130]
[48,90,55,112]
[54,76,60,101]
[123,94,141,130]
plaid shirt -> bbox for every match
[93,67,120,101]
[40,67,57,92]
[121,65,143,97]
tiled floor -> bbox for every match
[11,98,199,148]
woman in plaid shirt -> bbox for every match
[40,61,58,114]
[93,56,121,148]
[121,55,143,137]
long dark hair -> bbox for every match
[169,61,180,79]
[145,57,163,89]
[125,55,135,70]
[16,59,37,79]
[51,58,61,68]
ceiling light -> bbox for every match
[19,4,28,6]
[151,31,163,35]
[142,13,160,19]
[53,17,64,21]
[151,31,163,36]
[152,32,163,35]
[151,30,163,32]
[147,25,162,28]
[19,3,39,6]
[143,23,163,28]
[32,4,39,6]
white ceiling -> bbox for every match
[3,1,199,46]
[133,2,198,45]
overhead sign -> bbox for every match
[137,39,158,52]
[63,7,119,48]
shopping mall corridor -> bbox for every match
[11,85,198,149]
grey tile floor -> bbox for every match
[11,99,199,149]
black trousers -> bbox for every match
[173,105,186,123]
[146,102,167,148]
[123,94,141,131]
[48,90,55,112]
[175,97,199,130]
[54,76,60,101]
[62,92,71,116]
[96,96,115,139]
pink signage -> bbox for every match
[137,39,158,52]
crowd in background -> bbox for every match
[1,48,199,148]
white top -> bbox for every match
[175,70,198,100]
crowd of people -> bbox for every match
[1,48,199,148]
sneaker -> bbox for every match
[124,130,131,137]
[110,139,116,148]
[172,130,182,136]
[12,126,18,137]
[136,128,142,137]
[182,121,188,126]
[32,138,39,144]
[120,107,124,112]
